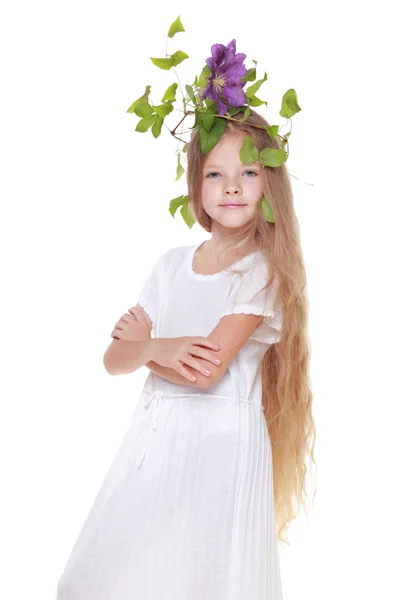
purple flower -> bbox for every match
[201,39,248,116]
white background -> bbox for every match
[1,1,399,599]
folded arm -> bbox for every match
[145,313,263,388]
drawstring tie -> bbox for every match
[136,390,164,468]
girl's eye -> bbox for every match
[206,170,258,178]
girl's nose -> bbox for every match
[223,183,241,194]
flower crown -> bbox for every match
[127,16,301,228]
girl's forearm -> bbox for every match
[103,339,154,375]
[104,338,200,388]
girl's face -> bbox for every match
[201,132,264,230]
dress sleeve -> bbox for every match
[221,257,283,345]
[137,250,169,333]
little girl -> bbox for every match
[55,107,316,599]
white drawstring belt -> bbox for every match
[135,388,264,468]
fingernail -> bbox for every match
[191,376,196,381]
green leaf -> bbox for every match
[151,114,163,138]
[227,106,246,117]
[170,50,189,67]
[239,107,252,121]
[182,143,188,152]
[266,125,279,139]
[280,88,301,119]
[248,95,267,107]
[204,98,217,113]
[168,16,185,38]
[198,117,226,154]
[240,59,258,83]
[200,111,215,132]
[150,50,189,70]
[185,84,196,105]
[135,115,156,132]
[241,68,256,83]
[169,195,195,227]
[259,147,287,167]
[246,72,268,98]
[161,83,178,102]
[261,196,275,222]
[180,201,196,228]
[189,108,202,130]
[190,108,216,131]
[153,102,174,118]
[239,136,259,165]
[169,194,187,217]
[198,64,211,89]
[134,103,154,117]
[175,154,185,181]
[126,85,151,113]
[150,56,175,70]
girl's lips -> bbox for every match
[220,203,246,207]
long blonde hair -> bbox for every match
[186,109,317,546]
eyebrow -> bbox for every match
[204,163,260,169]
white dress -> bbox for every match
[55,242,284,600]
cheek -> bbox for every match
[246,178,263,195]
[202,180,220,198]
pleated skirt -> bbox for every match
[55,387,283,600]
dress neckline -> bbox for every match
[187,241,261,282]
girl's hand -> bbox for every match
[150,337,221,382]
[111,306,152,341]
